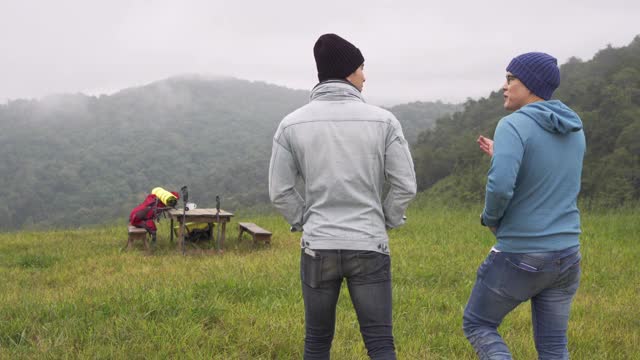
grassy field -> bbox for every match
[0,204,638,359]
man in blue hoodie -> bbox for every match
[463,52,585,359]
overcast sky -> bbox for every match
[0,0,638,105]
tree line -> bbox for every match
[0,76,457,230]
[3,34,636,231]
[412,36,640,208]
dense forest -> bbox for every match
[0,77,457,230]
[2,36,637,231]
[384,101,462,143]
[412,35,640,208]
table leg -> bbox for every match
[220,220,227,253]
[170,218,174,243]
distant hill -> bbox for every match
[0,76,459,230]
[412,35,640,208]
[387,101,463,143]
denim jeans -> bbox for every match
[300,249,396,360]
[463,246,581,360]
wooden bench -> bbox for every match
[237,222,272,245]
[127,226,150,251]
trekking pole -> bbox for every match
[180,186,189,255]
[215,195,222,252]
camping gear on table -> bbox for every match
[151,187,178,207]
[186,202,197,210]
[129,188,179,242]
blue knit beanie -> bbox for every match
[506,52,560,100]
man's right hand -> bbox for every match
[477,135,494,157]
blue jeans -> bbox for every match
[300,249,396,360]
[463,246,581,360]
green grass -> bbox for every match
[0,207,638,359]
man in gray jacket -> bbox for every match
[269,33,417,360]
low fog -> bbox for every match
[0,0,638,105]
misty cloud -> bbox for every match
[0,0,638,105]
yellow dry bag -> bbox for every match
[151,187,178,207]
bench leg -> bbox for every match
[255,234,271,245]
[127,231,151,252]
[237,227,244,242]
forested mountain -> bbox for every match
[412,35,640,208]
[386,101,463,143]
[0,76,458,230]
[7,35,634,232]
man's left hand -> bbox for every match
[477,135,494,157]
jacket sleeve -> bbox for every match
[383,121,417,228]
[268,129,305,228]
[482,118,524,227]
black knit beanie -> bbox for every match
[313,34,364,82]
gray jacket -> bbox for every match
[269,80,417,254]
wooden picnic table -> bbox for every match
[167,208,234,252]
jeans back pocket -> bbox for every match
[352,251,390,284]
[506,254,545,272]
[301,250,323,288]
[500,254,552,301]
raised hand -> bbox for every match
[477,135,494,157]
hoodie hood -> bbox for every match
[310,80,364,103]
[519,100,583,134]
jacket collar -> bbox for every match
[310,80,365,103]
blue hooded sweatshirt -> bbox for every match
[482,100,586,253]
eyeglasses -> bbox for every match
[506,75,518,84]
